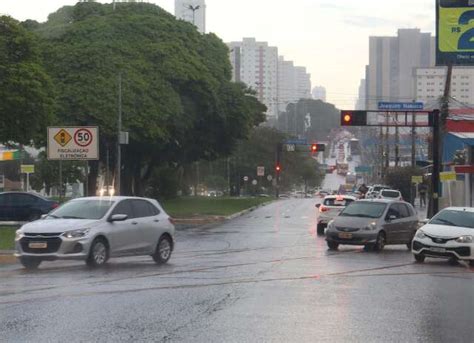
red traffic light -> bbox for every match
[275,165,281,172]
[311,144,318,152]
[340,110,367,126]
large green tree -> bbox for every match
[32,2,265,195]
[0,16,54,145]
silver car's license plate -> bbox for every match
[29,242,47,249]
[430,247,445,253]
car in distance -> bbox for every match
[0,192,59,222]
[316,195,356,235]
[366,185,391,199]
[14,196,175,269]
[412,207,474,266]
[325,199,418,251]
[378,189,403,201]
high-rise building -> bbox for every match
[277,57,311,114]
[356,79,366,110]
[228,38,312,119]
[175,0,206,33]
[416,67,474,108]
[312,86,326,102]
[229,38,279,118]
[366,29,435,110]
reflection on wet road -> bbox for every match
[1,199,473,342]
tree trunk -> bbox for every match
[87,160,99,196]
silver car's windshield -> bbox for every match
[340,202,387,219]
[430,210,474,229]
[49,200,115,220]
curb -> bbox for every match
[0,251,16,264]
[175,200,273,231]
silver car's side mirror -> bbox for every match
[109,214,128,222]
[420,218,430,225]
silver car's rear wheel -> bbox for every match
[153,235,172,264]
[86,238,109,267]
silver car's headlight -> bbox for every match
[63,228,90,239]
[363,222,377,231]
[15,230,24,240]
[455,235,473,243]
[416,230,426,239]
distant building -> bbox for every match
[228,38,311,120]
[175,0,206,33]
[356,79,366,110]
[277,57,311,114]
[416,67,474,108]
[312,86,326,102]
[228,38,279,118]
[366,29,435,110]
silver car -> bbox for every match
[325,199,418,251]
[14,196,175,269]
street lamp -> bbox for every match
[187,5,201,26]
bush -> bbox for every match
[145,166,179,200]
[385,167,423,202]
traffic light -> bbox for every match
[341,110,367,126]
[275,164,281,173]
[310,144,326,153]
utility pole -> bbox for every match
[431,110,441,216]
[385,113,389,172]
[116,73,122,196]
[411,110,416,168]
[395,112,399,167]
[430,64,453,216]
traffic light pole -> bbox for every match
[431,110,441,216]
[275,143,282,198]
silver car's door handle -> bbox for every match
[154,219,160,223]
[132,221,138,225]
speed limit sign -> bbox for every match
[47,127,99,160]
[74,128,94,147]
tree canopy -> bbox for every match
[0,16,54,145]
[29,2,265,195]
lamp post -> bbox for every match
[187,5,201,26]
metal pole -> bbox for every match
[106,143,110,195]
[411,111,416,168]
[116,73,122,196]
[275,143,281,198]
[84,161,88,197]
[431,110,440,216]
[59,160,63,200]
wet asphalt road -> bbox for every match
[1,199,473,343]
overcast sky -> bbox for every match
[0,0,436,108]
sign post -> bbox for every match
[20,165,35,192]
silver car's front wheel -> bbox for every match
[153,235,172,264]
[86,238,109,267]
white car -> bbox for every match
[412,207,474,266]
[15,196,175,269]
[316,195,356,235]
[378,189,403,201]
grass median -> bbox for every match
[162,196,272,218]
[0,227,16,251]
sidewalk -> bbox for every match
[414,203,428,220]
